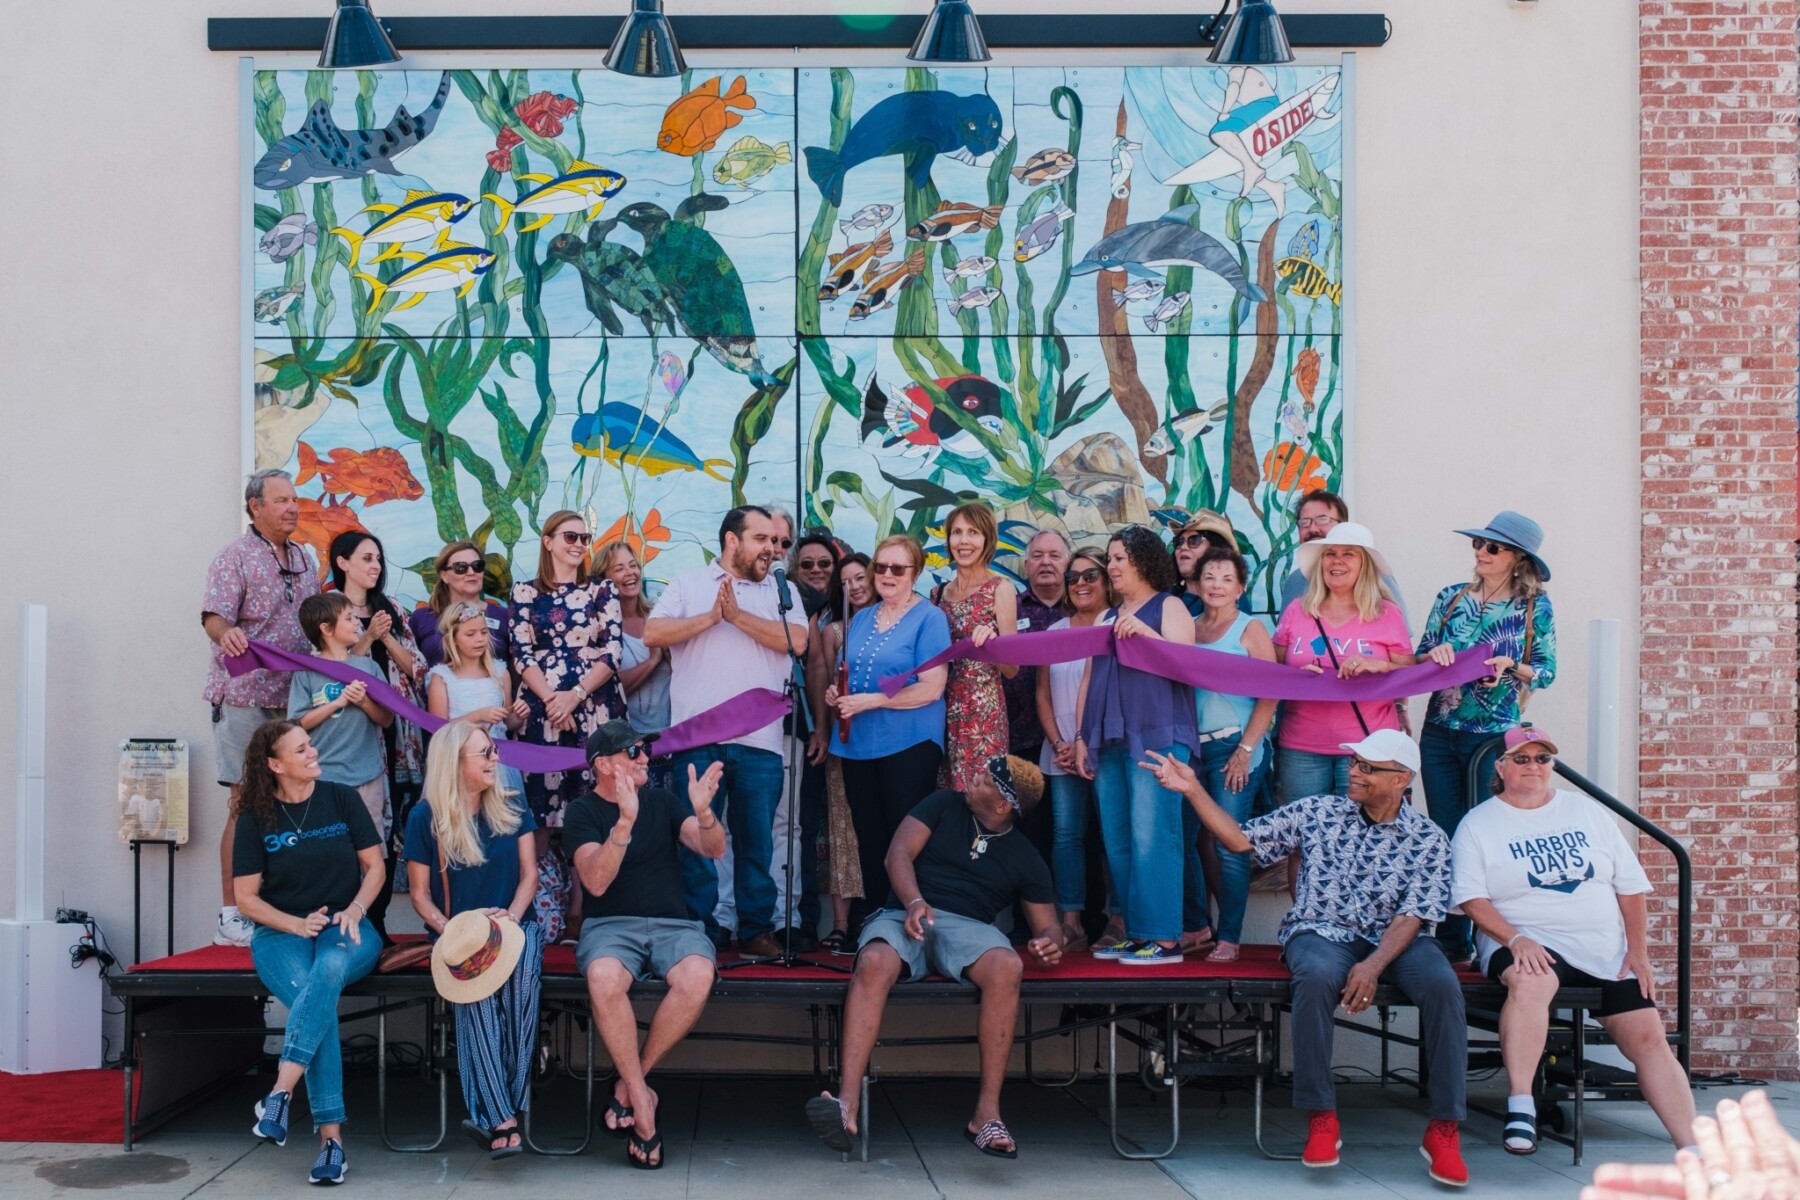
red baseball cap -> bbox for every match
[1504,724,1559,755]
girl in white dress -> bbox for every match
[427,601,529,796]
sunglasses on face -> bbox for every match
[1064,567,1105,585]
[624,744,647,761]
[557,530,592,546]
[775,537,793,550]
[871,562,911,577]
[798,557,834,571]
[1350,758,1410,776]
[1472,538,1514,556]
[463,743,498,761]
[444,560,484,576]
[1175,532,1214,549]
[1506,752,1554,765]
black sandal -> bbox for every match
[627,1128,664,1169]
[489,1126,523,1161]
[805,1093,852,1152]
[1503,1109,1538,1155]
[818,929,850,955]
[460,1118,494,1152]
[965,1118,1018,1159]
[604,1096,634,1137]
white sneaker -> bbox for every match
[215,910,255,947]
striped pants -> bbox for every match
[453,922,543,1131]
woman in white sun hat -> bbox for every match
[1273,523,1418,802]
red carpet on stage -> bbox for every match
[0,1069,139,1143]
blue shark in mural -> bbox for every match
[254,71,453,191]
[803,91,1008,207]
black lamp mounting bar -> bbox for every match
[207,13,1389,53]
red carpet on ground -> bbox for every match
[0,1069,139,1142]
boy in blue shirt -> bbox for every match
[290,592,395,840]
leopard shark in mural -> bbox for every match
[254,71,453,191]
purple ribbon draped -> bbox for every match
[225,641,790,772]
[878,624,1497,703]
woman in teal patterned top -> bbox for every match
[1414,511,1557,963]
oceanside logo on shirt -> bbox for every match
[263,821,351,854]
[1508,828,1595,893]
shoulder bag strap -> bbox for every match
[1312,614,1371,736]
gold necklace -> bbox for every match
[969,815,1012,860]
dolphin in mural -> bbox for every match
[803,91,1009,207]
[254,71,453,191]
[1070,205,1267,301]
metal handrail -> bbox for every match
[1466,737,1692,1070]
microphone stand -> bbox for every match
[718,566,852,975]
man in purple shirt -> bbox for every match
[200,468,321,946]
[1001,529,1070,763]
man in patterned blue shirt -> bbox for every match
[1142,729,1469,1187]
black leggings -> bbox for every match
[841,740,944,920]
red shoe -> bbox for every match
[1421,1119,1469,1187]
[1302,1110,1341,1168]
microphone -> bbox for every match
[772,564,794,612]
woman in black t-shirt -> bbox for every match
[231,720,385,1186]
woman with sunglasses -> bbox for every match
[1449,726,1692,1156]
[411,540,512,668]
[1035,548,1122,953]
[510,510,625,840]
[826,535,952,924]
[807,553,874,950]
[1416,512,1558,965]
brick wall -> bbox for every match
[1639,0,1799,1076]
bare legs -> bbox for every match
[586,954,714,1166]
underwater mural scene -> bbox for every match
[249,62,1347,611]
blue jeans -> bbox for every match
[1277,745,1350,805]
[675,743,784,942]
[1197,735,1267,943]
[1418,722,1504,961]
[1092,743,1187,943]
[250,919,381,1127]
[1048,773,1115,915]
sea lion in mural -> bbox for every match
[803,91,1009,207]
[1070,204,1267,302]
[254,71,453,191]
[547,221,680,339]
[616,199,779,389]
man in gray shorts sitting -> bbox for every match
[805,757,1066,1160]
[566,721,726,1170]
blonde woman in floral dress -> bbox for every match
[934,504,1017,790]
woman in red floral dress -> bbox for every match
[934,503,1018,789]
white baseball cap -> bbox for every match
[1340,729,1421,775]
[1295,521,1395,582]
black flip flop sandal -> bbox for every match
[1503,1110,1538,1155]
[805,1094,852,1153]
[604,1096,634,1138]
[627,1128,664,1170]
[817,929,849,954]
[460,1118,494,1153]
[965,1118,1018,1159]
[489,1126,523,1161]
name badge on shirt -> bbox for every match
[486,615,501,630]
[1018,618,1032,631]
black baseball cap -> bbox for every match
[585,720,657,761]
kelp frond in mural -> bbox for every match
[248,62,1346,609]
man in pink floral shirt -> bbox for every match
[200,469,321,945]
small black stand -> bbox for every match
[718,571,852,976]
[130,838,180,965]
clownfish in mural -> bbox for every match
[572,402,732,482]
[483,163,627,234]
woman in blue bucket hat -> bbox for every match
[1414,512,1559,966]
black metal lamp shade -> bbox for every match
[318,0,401,69]
[605,0,688,78]
[1207,0,1295,66]
[908,0,992,63]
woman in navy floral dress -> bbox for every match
[510,510,624,837]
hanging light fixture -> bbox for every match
[605,0,687,78]
[318,0,401,69]
[1203,0,1295,66]
[908,0,991,64]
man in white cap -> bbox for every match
[1142,728,1468,1187]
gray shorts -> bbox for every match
[578,917,717,984]
[213,705,285,786]
[857,908,1012,984]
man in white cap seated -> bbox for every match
[1142,728,1469,1187]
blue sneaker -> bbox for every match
[1119,942,1185,967]
[253,1090,290,1146]
[1091,938,1140,961]
[309,1137,347,1185]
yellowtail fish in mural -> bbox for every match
[1011,148,1076,186]
[356,243,495,312]
[571,402,732,481]
[482,162,627,233]
[659,75,758,157]
[907,201,1005,243]
[1143,398,1229,458]
[848,249,926,321]
[818,229,893,302]
[712,135,792,189]
[331,191,477,265]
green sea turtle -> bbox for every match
[546,220,679,339]
[615,197,778,388]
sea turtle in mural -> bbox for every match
[546,220,680,339]
[615,197,780,389]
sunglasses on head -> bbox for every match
[557,530,592,546]
[444,560,484,576]
[1064,567,1105,585]
[871,561,912,577]
[1506,752,1553,765]
[1472,537,1514,556]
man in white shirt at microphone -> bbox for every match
[645,504,810,956]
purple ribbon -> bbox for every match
[225,641,790,772]
[879,624,1497,702]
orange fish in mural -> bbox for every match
[1262,442,1329,492]
[1293,346,1322,414]
[658,75,757,157]
[297,442,425,505]
[293,495,368,577]
[593,507,673,565]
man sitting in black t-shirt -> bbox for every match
[805,757,1065,1160]
[565,721,726,1171]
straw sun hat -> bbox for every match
[431,910,526,1004]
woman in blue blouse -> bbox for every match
[825,534,952,924]
[1416,511,1558,964]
